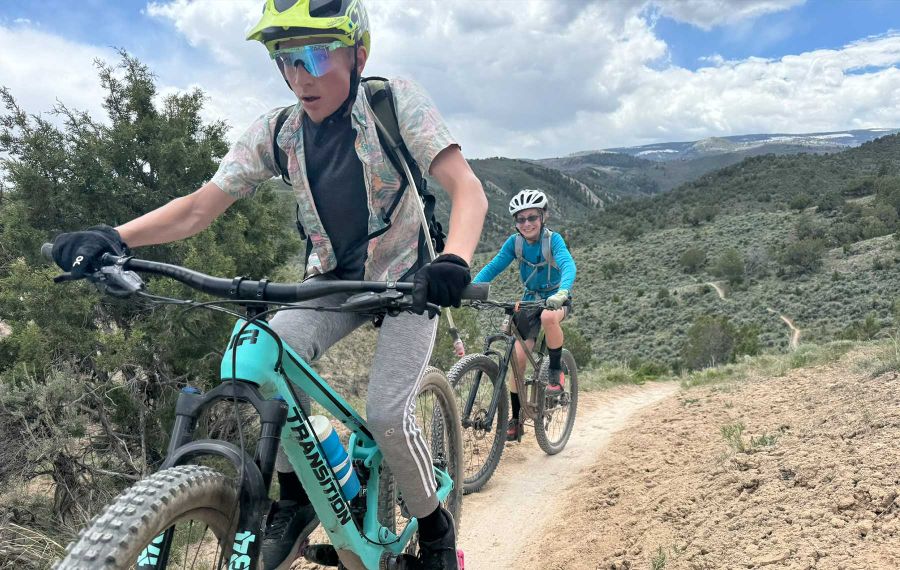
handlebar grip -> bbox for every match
[462,283,489,301]
[41,243,53,260]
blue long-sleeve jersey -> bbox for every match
[473,230,577,301]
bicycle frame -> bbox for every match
[151,316,453,570]
[460,309,547,431]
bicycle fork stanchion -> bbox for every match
[478,333,518,430]
[149,382,288,570]
[460,368,482,429]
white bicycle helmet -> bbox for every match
[508,189,548,216]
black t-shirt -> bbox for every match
[302,112,370,280]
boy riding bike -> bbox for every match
[472,189,576,442]
[49,1,487,569]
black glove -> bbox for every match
[51,224,128,278]
[412,253,471,317]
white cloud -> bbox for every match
[4,0,899,160]
[145,0,259,66]
[0,24,113,121]
[649,0,805,30]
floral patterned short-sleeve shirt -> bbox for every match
[211,78,457,281]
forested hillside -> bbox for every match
[483,135,900,371]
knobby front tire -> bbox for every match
[447,354,508,494]
[534,349,579,455]
[54,465,238,569]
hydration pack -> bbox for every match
[514,227,559,294]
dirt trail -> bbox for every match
[766,308,802,351]
[520,349,900,569]
[458,382,678,569]
[780,314,802,350]
[705,281,726,300]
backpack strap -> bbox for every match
[516,229,561,296]
[272,105,293,185]
[514,233,525,263]
[541,228,557,286]
[542,229,557,270]
[363,77,445,255]
[363,78,419,222]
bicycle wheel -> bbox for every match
[447,354,507,494]
[377,367,463,552]
[55,465,239,569]
[534,349,578,455]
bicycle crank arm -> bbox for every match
[304,543,418,569]
[381,552,419,570]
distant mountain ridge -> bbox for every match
[531,128,900,197]
[601,128,900,162]
[436,129,900,251]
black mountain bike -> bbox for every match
[447,300,578,494]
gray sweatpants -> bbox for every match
[270,287,440,517]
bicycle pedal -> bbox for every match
[304,543,340,566]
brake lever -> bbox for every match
[340,290,405,313]
[93,265,145,298]
[53,272,79,283]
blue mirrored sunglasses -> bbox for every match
[272,41,346,78]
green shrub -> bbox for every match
[621,223,643,242]
[710,248,745,284]
[845,177,875,197]
[679,247,706,274]
[561,321,593,369]
[734,324,762,357]
[778,239,825,274]
[838,313,882,341]
[600,260,625,279]
[817,191,844,213]
[788,193,813,211]
[682,315,737,370]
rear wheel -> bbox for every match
[54,465,239,569]
[534,350,578,455]
[377,367,463,554]
[447,353,507,494]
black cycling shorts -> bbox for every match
[513,300,572,341]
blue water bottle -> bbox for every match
[309,415,360,500]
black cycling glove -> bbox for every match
[412,253,471,317]
[52,224,129,278]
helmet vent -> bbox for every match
[309,0,343,17]
[274,0,300,12]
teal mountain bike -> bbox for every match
[42,245,486,570]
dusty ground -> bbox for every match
[519,351,900,570]
[458,383,678,569]
[292,383,677,570]
[20,344,900,569]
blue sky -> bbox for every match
[653,0,900,69]
[1,0,899,158]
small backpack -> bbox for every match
[514,228,559,294]
[271,77,445,259]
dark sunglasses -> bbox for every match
[515,214,542,225]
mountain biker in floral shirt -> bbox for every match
[49,1,487,568]
[472,189,576,441]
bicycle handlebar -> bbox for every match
[470,299,546,311]
[40,243,489,304]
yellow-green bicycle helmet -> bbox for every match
[247,0,370,54]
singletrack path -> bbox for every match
[780,314,802,350]
[457,382,678,569]
[705,281,727,300]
